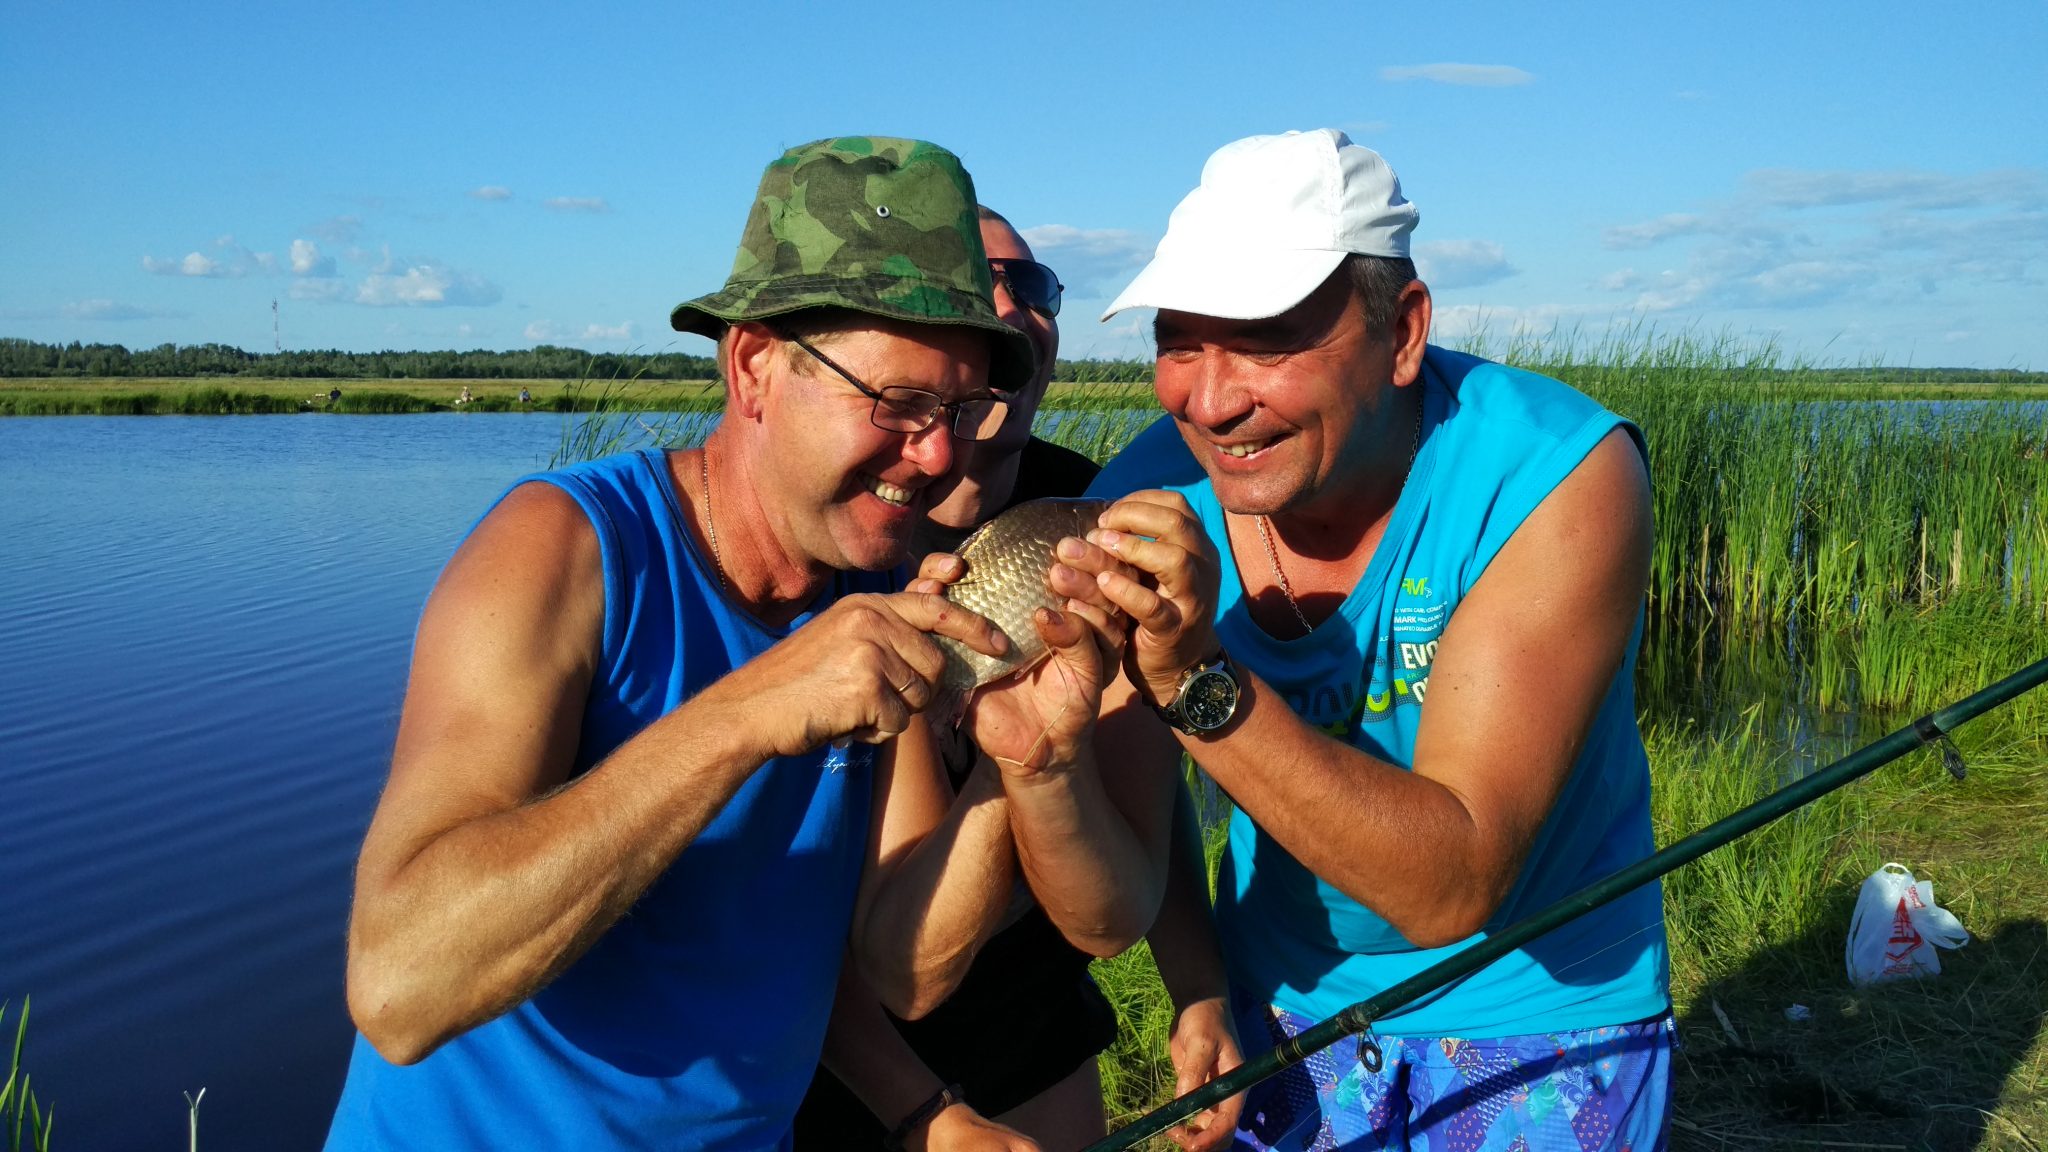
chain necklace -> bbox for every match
[1254,393,1424,639]
[699,445,729,591]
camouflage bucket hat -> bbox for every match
[671,136,1036,393]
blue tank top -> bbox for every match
[325,449,895,1151]
[1089,347,1670,1037]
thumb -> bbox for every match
[1032,606,1094,661]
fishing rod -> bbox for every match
[1085,656,2048,1152]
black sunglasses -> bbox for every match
[989,258,1063,318]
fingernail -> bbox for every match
[1057,537,1086,559]
[1094,529,1124,549]
[991,629,1010,655]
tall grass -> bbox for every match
[1468,326,2048,631]
[1,1000,54,1152]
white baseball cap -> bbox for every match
[1102,129,1420,322]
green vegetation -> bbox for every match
[1,1000,54,1152]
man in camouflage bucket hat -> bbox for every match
[672,136,1037,395]
[322,136,1172,1152]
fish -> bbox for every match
[928,497,1108,723]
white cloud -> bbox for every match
[1018,224,1156,296]
[1597,269,1643,292]
[544,196,611,214]
[1380,63,1535,87]
[289,239,337,277]
[289,279,349,302]
[1414,239,1516,290]
[61,299,182,321]
[524,320,634,343]
[1744,168,2046,211]
[355,262,502,307]
[142,235,277,278]
[1596,164,2047,316]
[143,251,232,277]
[471,185,513,201]
[1604,214,1705,250]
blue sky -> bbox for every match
[4,1,2043,369]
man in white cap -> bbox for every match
[1079,130,1673,1150]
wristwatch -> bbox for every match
[1153,652,1241,735]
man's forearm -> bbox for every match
[855,759,1020,1019]
[1001,745,1167,957]
[820,960,947,1126]
[347,687,768,1063]
[1177,669,1502,948]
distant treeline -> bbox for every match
[1,337,2039,385]
[0,337,1160,385]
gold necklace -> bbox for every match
[698,445,729,591]
[1253,393,1424,639]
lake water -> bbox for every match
[0,415,594,1150]
[0,409,1943,1149]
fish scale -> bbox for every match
[931,498,1107,713]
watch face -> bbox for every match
[1182,668,1240,731]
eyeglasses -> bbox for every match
[774,328,1012,442]
[989,258,1063,318]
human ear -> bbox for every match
[724,322,778,420]
[1391,281,1433,388]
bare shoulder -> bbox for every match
[1415,427,1649,818]
[373,481,606,843]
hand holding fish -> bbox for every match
[1087,490,1225,707]
[717,591,1010,757]
[908,498,1134,776]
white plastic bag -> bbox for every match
[1845,862,1970,986]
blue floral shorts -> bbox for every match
[1230,999,1674,1152]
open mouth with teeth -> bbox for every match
[863,474,916,507]
[1216,436,1280,459]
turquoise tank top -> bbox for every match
[1089,347,1670,1037]
[325,449,894,1150]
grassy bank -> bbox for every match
[1090,709,2048,1150]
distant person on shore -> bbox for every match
[329,386,342,405]
[518,385,532,405]
[323,137,1176,1152]
[1079,129,1673,1150]
[455,385,472,406]
[793,207,1244,1151]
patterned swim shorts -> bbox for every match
[1229,999,1674,1152]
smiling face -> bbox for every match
[741,315,993,573]
[1152,268,1408,518]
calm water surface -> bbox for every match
[0,415,590,1150]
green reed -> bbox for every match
[1,1000,54,1152]
[1462,326,2048,635]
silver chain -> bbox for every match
[699,445,729,591]
[1253,393,1424,639]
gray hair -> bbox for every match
[1344,254,1420,337]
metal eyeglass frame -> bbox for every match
[769,325,1011,442]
